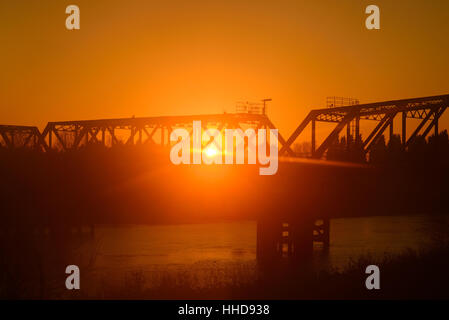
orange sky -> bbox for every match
[1,0,448,143]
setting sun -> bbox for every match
[204,146,219,158]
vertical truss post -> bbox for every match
[402,112,407,145]
[128,127,135,145]
[101,128,105,145]
[311,118,316,156]
[346,121,351,148]
[435,115,439,136]
[48,130,52,149]
[389,116,394,141]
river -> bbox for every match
[85,215,449,289]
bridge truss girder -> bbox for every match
[0,125,46,151]
[40,113,289,152]
[279,94,449,159]
[1,94,448,159]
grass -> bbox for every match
[3,231,449,299]
[78,245,449,300]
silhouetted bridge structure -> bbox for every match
[1,94,448,157]
[1,94,448,264]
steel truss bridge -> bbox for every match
[1,94,448,159]
[280,94,449,158]
[0,125,46,150]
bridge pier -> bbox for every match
[256,217,330,266]
[256,218,282,265]
[313,218,330,252]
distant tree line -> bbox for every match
[326,130,449,167]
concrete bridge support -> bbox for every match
[256,216,330,266]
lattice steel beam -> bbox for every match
[0,125,47,151]
[280,94,449,158]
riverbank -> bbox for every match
[89,244,449,299]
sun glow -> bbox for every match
[204,146,219,158]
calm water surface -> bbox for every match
[90,215,449,286]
